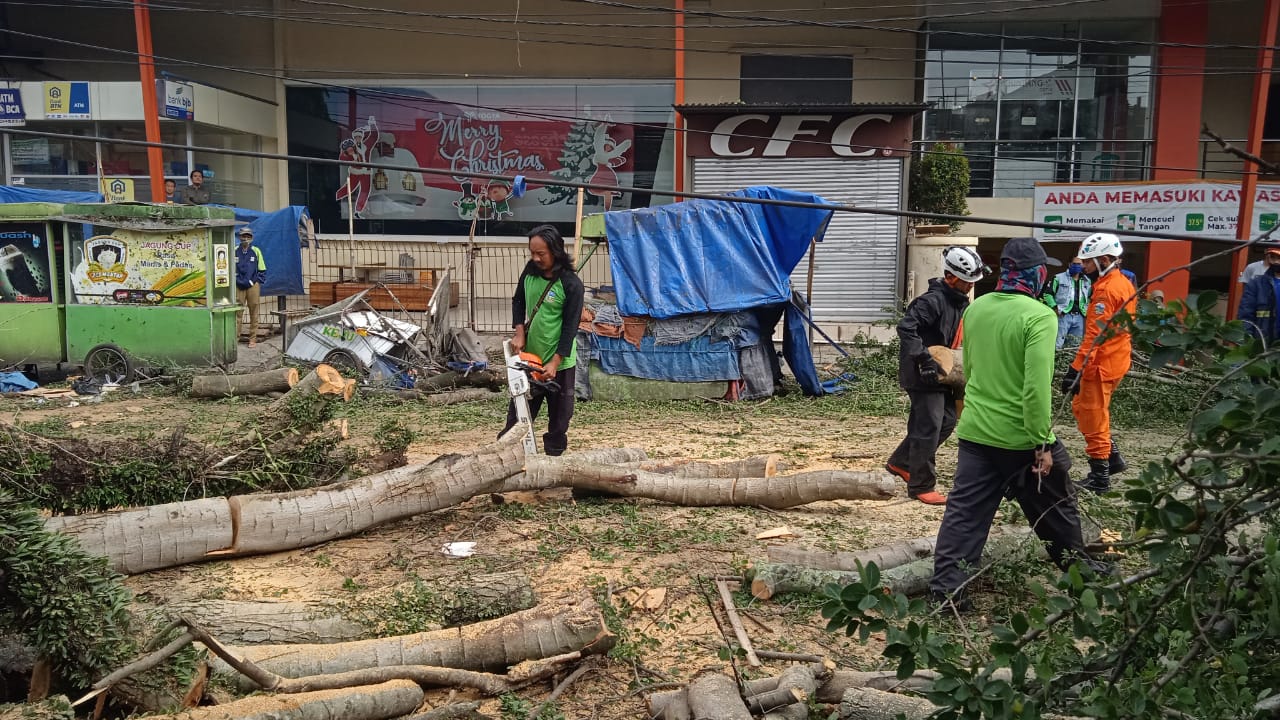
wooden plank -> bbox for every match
[715,579,761,667]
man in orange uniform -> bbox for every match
[1060,232,1136,494]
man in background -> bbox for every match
[235,226,266,347]
[179,170,210,205]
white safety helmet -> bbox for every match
[942,245,986,283]
[1079,232,1123,260]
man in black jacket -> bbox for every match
[885,246,988,504]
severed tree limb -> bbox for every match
[523,455,897,507]
[526,660,596,720]
[72,631,197,707]
[190,367,299,399]
[746,664,818,716]
[618,455,787,478]
[765,536,938,573]
[400,702,486,720]
[141,679,425,720]
[714,580,761,667]
[647,687,692,720]
[687,670,752,720]
[492,447,649,494]
[1202,124,1280,175]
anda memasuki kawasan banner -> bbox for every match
[1033,180,1280,242]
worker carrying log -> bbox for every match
[930,237,1100,611]
[1059,232,1136,494]
[885,246,987,505]
[500,225,585,456]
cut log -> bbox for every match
[415,369,503,392]
[620,455,788,478]
[927,345,965,387]
[153,600,366,645]
[747,664,817,717]
[44,498,234,575]
[814,669,1011,704]
[259,364,351,434]
[400,702,487,720]
[190,368,299,399]
[438,571,537,627]
[647,688,692,720]
[715,580,761,667]
[210,595,613,691]
[493,447,649,494]
[229,430,526,556]
[143,679,423,720]
[765,536,938,572]
[687,671,752,720]
[838,686,936,720]
[392,388,499,405]
[522,456,897,507]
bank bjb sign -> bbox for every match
[684,112,914,159]
[158,80,194,120]
[1033,181,1280,242]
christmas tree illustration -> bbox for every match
[542,120,603,206]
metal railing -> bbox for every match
[915,139,1152,197]
[1199,138,1280,180]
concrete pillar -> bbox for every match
[905,234,978,301]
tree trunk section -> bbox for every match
[210,595,612,691]
[393,388,499,405]
[229,431,526,556]
[647,688,692,720]
[838,687,936,720]
[620,455,787,478]
[438,571,536,627]
[747,664,817,717]
[927,346,965,387]
[44,498,234,575]
[415,370,503,392]
[765,536,938,572]
[144,679,423,720]
[190,368,299,399]
[686,671,752,720]
[155,600,366,645]
[523,456,897,507]
[493,448,648,493]
[259,364,351,434]
[814,669,1011,703]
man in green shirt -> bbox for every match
[501,224,584,456]
[930,237,1094,610]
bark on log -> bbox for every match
[686,671,752,720]
[619,455,788,478]
[143,679,423,720]
[813,669,1012,703]
[44,498,234,575]
[438,571,536,627]
[838,686,937,720]
[523,456,897,507]
[765,536,938,573]
[400,702,488,720]
[154,600,366,645]
[229,430,526,556]
[392,388,499,405]
[259,364,351,434]
[927,346,965,388]
[747,664,817,717]
[210,595,612,691]
[190,368,299,399]
[646,688,691,720]
[492,448,649,494]
[415,369,503,392]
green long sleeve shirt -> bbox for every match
[956,292,1058,450]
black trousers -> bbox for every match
[887,389,957,496]
[501,366,576,456]
[930,439,1087,595]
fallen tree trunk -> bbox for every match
[492,448,649,494]
[392,388,499,405]
[153,600,366,645]
[619,455,787,478]
[44,498,234,575]
[839,686,937,720]
[190,368,300,399]
[647,688,691,720]
[229,431,526,556]
[522,456,897,507]
[144,679,423,720]
[210,595,612,691]
[687,671,752,720]
[814,669,1011,703]
[415,369,503,392]
[437,570,537,627]
[765,536,938,572]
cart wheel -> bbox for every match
[83,343,135,385]
[323,349,365,377]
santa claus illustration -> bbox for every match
[586,123,631,211]
[335,116,380,218]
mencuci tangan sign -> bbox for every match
[1033,181,1280,242]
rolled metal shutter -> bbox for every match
[692,157,904,323]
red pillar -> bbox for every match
[674,0,686,195]
[1227,0,1280,318]
[134,0,166,202]
[1146,0,1207,299]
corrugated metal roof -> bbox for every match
[675,102,928,113]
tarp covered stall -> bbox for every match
[230,205,309,296]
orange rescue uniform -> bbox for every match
[1070,269,1137,459]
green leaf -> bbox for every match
[1080,589,1098,611]
[863,561,881,589]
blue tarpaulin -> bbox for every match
[228,206,308,296]
[603,186,833,319]
[0,185,103,204]
[592,333,741,383]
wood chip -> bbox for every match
[70,421,87,429]
[618,587,667,611]
[755,526,801,540]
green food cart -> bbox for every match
[0,202,240,382]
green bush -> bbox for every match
[910,142,971,232]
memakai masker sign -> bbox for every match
[1033,181,1280,242]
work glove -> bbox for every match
[1060,367,1081,396]
[917,355,944,386]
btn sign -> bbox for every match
[100,177,135,203]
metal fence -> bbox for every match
[279,235,614,335]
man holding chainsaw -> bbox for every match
[502,224,585,456]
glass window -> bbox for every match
[741,55,853,104]
[9,123,96,176]
[99,122,186,176]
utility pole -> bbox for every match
[134,0,166,202]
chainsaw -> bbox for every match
[502,342,562,455]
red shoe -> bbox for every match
[885,462,910,483]
[912,491,947,505]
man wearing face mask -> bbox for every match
[1060,233,1136,494]
[1041,257,1091,349]
[886,246,989,505]
[1238,244,1280,344]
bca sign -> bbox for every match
[684,112,915,159]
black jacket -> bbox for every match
[897,277,968,391]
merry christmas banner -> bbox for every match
[334,108,636,223]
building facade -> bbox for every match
[0,0,1270,323]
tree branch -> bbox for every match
[1201,124,1280,175]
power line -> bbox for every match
[0,125,1259,246]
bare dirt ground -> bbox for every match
[2,361,1183,719]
